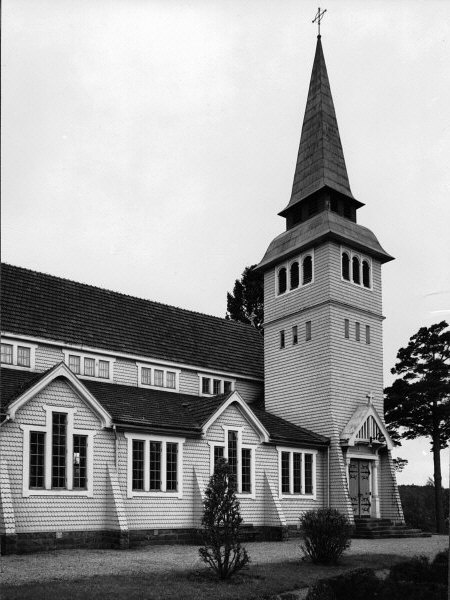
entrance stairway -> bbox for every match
[353,518,431,539]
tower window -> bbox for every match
[305,321,312,341]
[278,267,287,295]
[342,252,350,281]
[362,260,371,288]
[352,257,360,284]
[290,262,299,289]
[366,325,371,344]
[292,326,298,345]
[344,319,350,339]
[302,255,313,285]
[355,322,360,342]
[280,330,285,349]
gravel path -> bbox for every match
[1,535,448,586]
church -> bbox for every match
[0,34,406,554]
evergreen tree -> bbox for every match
[384,321,450,533]
[199,459,249,579]
[226,265,264,333]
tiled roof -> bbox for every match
[0,368,328,447]
[1,264,264,379]
[280,36,356,216]
[256,210,394,271]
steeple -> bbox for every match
[279,36,363,230]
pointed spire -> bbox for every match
[280,36,355,217]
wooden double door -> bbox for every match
[349,459,371,517]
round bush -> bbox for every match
[300,508,351,565]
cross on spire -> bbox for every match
[312,7,327,37]
[366,391,374,405]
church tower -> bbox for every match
[256,35,404,523]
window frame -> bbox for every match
[137,362,181,392]
[198,374,235,397]
[125,433,185,499]
[276,447,317,500]
[20,405,96,497]
[208,426,256,499]
[63,350,115,382]
[1,339,36,371]
[340,247,372,290]
[275,250,315,297]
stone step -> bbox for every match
[352,531,432,539]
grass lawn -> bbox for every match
[1,553,407,600]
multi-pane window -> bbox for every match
[366,325,371,344]
[344,319,350,339]
[127,435,183,496]
[305,321,312,341]
[277,252,314,296]
[200,376,234,396]
[29,432,45,488]
[342,248,372,290]
[279,449,315,496]
[132,440,145,491]
[292,326,298,345]
[98,360,109,379]
[52,412,67,488]
[166,371,176,389]
[150,441,162,491]
[228,430,238,481]
[211,429,254,495]
[280,330,285,349]
[139,365,179,391]
[355,322,360,342]
[1,341,34,368]
[17,346,31,367]
[241,448,252,493]
[73,435,87,489]
[68,355,81,374]
[214,445,224,469]
[166,443,178,492]
[1,343,13,364]
[154,369,164,387]
[84,358,95,377]
[141,367,152,385]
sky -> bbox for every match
[2,0,449,486]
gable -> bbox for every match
[341,403,393,450]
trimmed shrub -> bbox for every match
[300,508,351,565]
[198,459,249,579]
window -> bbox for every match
[365,325,371,345]
[137,363,181,392]
[276,251,314,296]
[278,267,287,295]
[342,252,350,281]
[302,255,313,285]
[341,248,372,290]
[292,326,298,345]
[305,321,312,341]
[210,428,256,497]
[280,330,285,349]
[64,351,114,381]
[290,262,299,290]
[199,375,235,396]
[355,322,360,342]
[1,340,35,369]
[21,405,95,497]
[352,257,360,284]
[125,434,184,498]
[277,448,316,497]
[344,319,350,339]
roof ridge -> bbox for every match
[1,263,259,333]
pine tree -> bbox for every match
[199,459,250,579]
[226,265,264,333]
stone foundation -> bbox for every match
[1,525,289,555]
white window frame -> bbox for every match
[20,405,96,497]
[340,247,372,290]
[198,374,235,397]
[275,250,315,297]
[208,426,256,499]
[124,433,184,499]
[62,350,115,382]
[277,446,317,500]
[0,338,37,371]
[137,362,181,392]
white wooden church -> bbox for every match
[0,34,407,554]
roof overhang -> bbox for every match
[341,402,394,450]
[6,362,113,428]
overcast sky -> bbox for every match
[2,0,449,486]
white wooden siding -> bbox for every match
[35,345,64,372]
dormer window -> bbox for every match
[276,250,314,296]
[199,375,235,397]
[341,248,372,290]
[63,350,114,381]
[138,363,180,392]
[1,339,36,370]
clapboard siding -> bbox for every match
[113,359,138,387]
[235,379,263,404]
[379,451,404,521]
[35,345,64,371]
